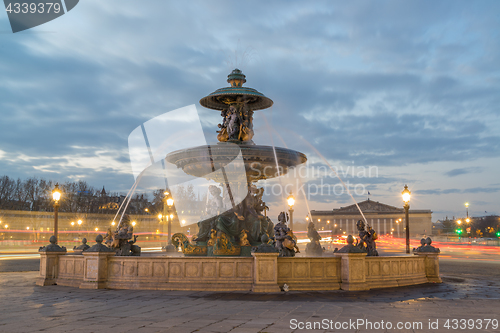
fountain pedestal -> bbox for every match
[415,252,442,283]
[334,252,368,291]
[36,252,66,286]
[251,252,281,292]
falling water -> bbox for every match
[261,111,288,213]
[261,114,314,221]
[266,126,369,227]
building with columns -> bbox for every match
[310,199,432,238]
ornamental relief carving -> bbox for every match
[258,262,274,281]
[310,263,324,277]
[202,263,216,277]
[185,263,199,277]
[236,263,252,278]
[153,263,165,277]
[169,263,182,277]
[138,263,151,277]
[219,263,234,277]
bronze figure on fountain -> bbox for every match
[274,212,299,257]
[305,222,323,256]
[356,219,378,256]
[103,214,141,256]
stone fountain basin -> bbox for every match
[165,142,307,183]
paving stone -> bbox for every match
[0,263,499,333]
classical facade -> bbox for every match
[311,199,432,238]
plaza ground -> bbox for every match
[0,257,498,333]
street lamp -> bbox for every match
[402,185,411,254]
[52,183,61,241]
[465,202,469,218]
[164,191,175,252]
[287,192,295,230]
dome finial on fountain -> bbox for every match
[199,70,272,111]
[227,68,246,87]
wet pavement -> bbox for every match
[0,259,498,332]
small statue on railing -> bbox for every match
[305,222,323,256]
[252,234,279,253]
[413,237,440,253]
[335,234,366,253]
[356,220,378,256]
[39,235,66,252]
[73,238,90,254]
[274,212,297,257]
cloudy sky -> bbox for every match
[1,0,499,221]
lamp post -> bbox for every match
[164,191,176,252]
[402,185,411,254]
[77,219,82,236]
[52,183,61,241]
[287,192,295,230]
[465,202,469,219]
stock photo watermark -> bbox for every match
[4,0,79,33]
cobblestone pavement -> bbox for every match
[0,260,499,333]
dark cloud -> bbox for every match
[445,167,483,177]
[0,0,499,216]
[416,187,499,195]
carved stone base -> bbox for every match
[36,252,66,286]
[251,252,280,293]
[334,252,368,291]
[415,252,442,283]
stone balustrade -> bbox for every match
[38,251,441,292]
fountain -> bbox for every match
[166,69,306,256]
[37,69,442,291]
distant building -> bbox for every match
[311,199,432,237]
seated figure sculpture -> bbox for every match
[274,212,297,257]
[356,220,378,256]
[305,222,323,256]
[103,214,141,256]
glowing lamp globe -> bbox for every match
[52,183,61,202]
[287,193,295,208]
[402,185,411,203]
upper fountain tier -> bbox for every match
[199,69,273,111]
[166,69,306,183]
